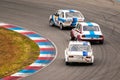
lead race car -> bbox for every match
[49,9,85,30]
[70,22,104,44]
[65,41,94,65]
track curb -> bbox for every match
[0,23,57,80]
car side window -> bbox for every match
[59,12,64,18]
[61,12,64,18]
[59,12,63,18]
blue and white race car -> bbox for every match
[70,22,104,44]
[49,9,85,30]
[65,41,94,65]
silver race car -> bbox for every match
[65,41,94,65]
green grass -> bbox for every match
[0,27,39,78]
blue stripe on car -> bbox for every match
[85,22,100,38]
[85,30,100,38]
[83,51,88,56]
[86,22,93,27]
[58,17,66,22]
[90,30,95,37]
[69,10,75,13]
[52,15,55,24]
[71,18,78,26]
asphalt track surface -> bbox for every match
[0,0,120,80]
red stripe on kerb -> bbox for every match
[37,57,53,60]
[25,66,43,70]
[34,40,49,42]
[20,31,36,34]
[40,48,55,51]
[3,76,22,80]
[1,25,16,28]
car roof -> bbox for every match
[78,22,99,27]
[58,9,80,13]
[69,41,90,46]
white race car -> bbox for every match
[65,41,94,65]
[70,22,104,44]
[49,9,85,30]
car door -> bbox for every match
[53,10,63,26]
[58,12,65,26]
[52,12,59,26]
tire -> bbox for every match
[66,62,69,65]
[60,23,64,30]
[89,63,93,65]
[49,19,54,26]
[99,40,104,44]
[71,36,75,40]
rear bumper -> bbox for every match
[80,38,104,41]
[66,56,94,63]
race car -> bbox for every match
[49,9,85,30]
[65,41,94,65]
[70,22,104,44]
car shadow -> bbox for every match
[49,25,74,30]
[66,62,93,67]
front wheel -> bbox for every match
[60,23,64,30]
[71,36,75,40]
[49,19,54,26]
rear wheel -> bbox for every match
[89,63,93,65]
[99,40,104,44]
[66,62,70,65]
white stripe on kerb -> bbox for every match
[29,37,43,40]
[13,30,30,32]
[0,23,9,26]
[11,73,32,77]
[30,63,47,67]
[39,54,54,57]
[38,45,54,48]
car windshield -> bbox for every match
[66,12,82,18]
[83,26,99,31]
[69,44,90,52]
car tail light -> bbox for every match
[100,35,104,38]
[82,35,85,38]
[86,56,91,58]
[69,56,74,58]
